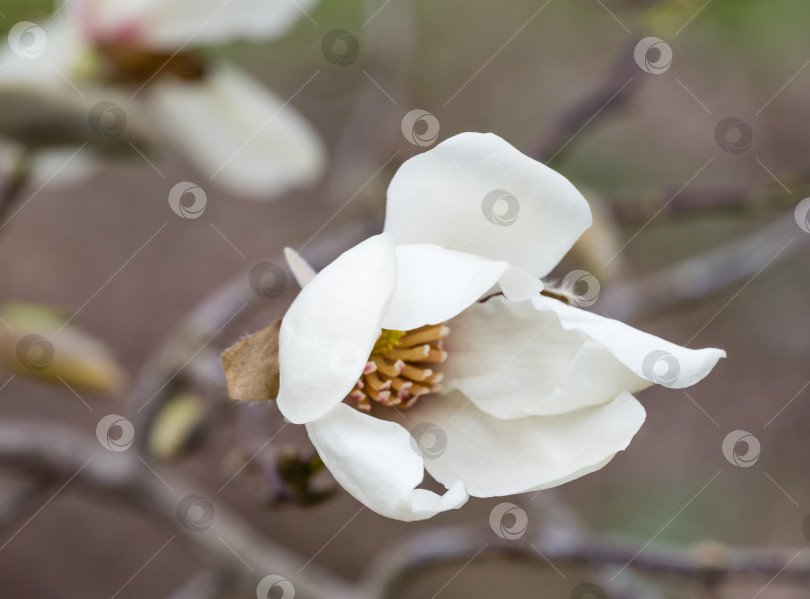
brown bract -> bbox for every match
[222,319,281,402]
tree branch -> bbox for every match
[361,525,810,597]
[598,210,809,322]
[608,171,810,224]
[531,37,644,164]
[0,421,358,599]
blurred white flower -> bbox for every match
[0,0,325,198]
[276,132,726,521]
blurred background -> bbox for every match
[0,0,809,597]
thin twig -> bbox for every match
[598,210,808,322]
[361,525,810,597]
[3,422,810,599]
[608,171,810,224]
[0,421,359,599]
[531,37,644,164]
[531,491,665,599]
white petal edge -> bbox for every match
[384,132,592,278]
[441,296,649,419]
[380,244,509,332]
[277,234,395,425]
[284,247,317,288]
[407,390,645,498]
[306,403,468,521]
[0,14,86,86]
[79,0,318,49]
[147,64,326,199]
[532,295,726,389]
[498,265,543,301]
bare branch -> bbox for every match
[531,37,644,164]
[0,421,358,599]
[599,211,808,322]
[608,171,810,224]
[361,525,810,597]
[3,421,810,598]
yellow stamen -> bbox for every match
[349,324,450,411]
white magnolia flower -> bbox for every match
[276,132,725,521]
[0,0,325,197]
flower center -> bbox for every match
[349,323,449,411]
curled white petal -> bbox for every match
[384,132,592,278]
[406,390,645,498]
[306,403,468,521]
[277,234,396,425]
[442,297,648,419]
[532,295,726,389]
[381,244,508,331]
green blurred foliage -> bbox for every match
[0,0,53,34]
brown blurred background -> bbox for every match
[1,0,809,597]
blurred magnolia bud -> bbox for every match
[148,393,207,459]
[0,302,127,396]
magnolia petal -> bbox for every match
[384,132,592,278]
[306,403,468,521]
[442,296,647,419]
[533,296,726,389]
[381,244,509,332]
[284,247,317,288]
[277,234,396,425]
[498,265,543,301]
[408,390,645,498]
[147,64,326,199]
[80,0,317,49]
[0,14,86,86]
